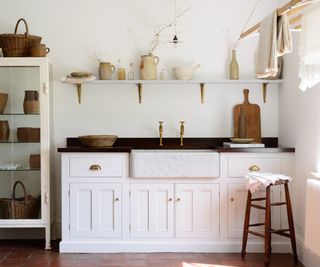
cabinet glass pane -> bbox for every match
[0,66,41,220]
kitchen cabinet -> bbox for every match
[175,184,220,238]
[222,153,289,241]
[60,152,129,252]
[70,183,122,238]
[59,151,294,253]
[227,183,280,239]
[0,58,52,249]
[130,183,219,239]
[130,184,174,238]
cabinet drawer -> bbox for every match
[69,157,122,177]
[227,157,281,178]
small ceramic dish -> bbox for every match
[230,138,255,144]
[70,72,93,78]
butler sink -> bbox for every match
[130,149,220,178]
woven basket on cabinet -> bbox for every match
[0,18,41,57]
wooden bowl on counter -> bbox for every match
[78,135,118,147]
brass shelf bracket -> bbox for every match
[262,83,268,103]
[200,83,205,104]
[76,83,82,104]
[137,83,142,104]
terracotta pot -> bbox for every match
[29,128,40,142]
[23,90,39,114]
[0,93,8,114]
[0,120,10,141]
[29,154,40,169]
[30,44,50,57]
[17,127,32,142]
[140,55,159,80]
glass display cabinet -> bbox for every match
[0,58,52,249]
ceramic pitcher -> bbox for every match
[140,55,159,80]
[99,62,115,80]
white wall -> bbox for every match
[0,0,280,236]
[279,32,320,265]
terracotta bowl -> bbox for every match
[78,135,118,147]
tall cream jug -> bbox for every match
[99,62,115,80]
[140,55,159,80]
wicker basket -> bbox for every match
[0,181,41,219]
[0,18,42,57]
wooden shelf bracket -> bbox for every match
[138,83,142,104]
[262,82,268,103]
[200,83,205,104]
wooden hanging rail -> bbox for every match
[240,0,314,39]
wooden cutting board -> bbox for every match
[233,89,261,143]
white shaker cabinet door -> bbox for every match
[175,184,220,238]
[227,183,281,239]
[130,184,174,238]
[69,183,122,238]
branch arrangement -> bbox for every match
[147,8,189,55]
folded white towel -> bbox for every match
[299,4,320,91]
[256,11,278,78]
[277,14,293,56]
[256,12,293,78]
[245,171,293,193]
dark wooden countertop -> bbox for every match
[57,137,295,153]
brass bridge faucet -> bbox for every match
[159,121,163,146]
[180,121,185,146]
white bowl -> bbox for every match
[172,65,200,80]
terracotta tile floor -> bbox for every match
[0,240,304,267]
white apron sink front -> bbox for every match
[130,149,220,178]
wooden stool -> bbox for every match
[241,180,298,266]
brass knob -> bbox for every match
[176,198,181,202]
[230,197,234,202]
[89,164,101,171]
[249,165,261,172]
[115,198,119,202]
[168,198,173,202]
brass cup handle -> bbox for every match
[176,198,181,202]
[230,197,234,202]
[89,164,101,171]
[249,165,261,172]
[168,198,173,202]
[115,198,119,202]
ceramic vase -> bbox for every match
[140,55,159,80]
[0,120,10,141]
[230,50,239,80]
[0,93,8,114]
[23,90,39,114]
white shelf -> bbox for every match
[91,79,283,85]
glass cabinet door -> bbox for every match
[0,66,42,220]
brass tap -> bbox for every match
[159,121,163,146]
[180,121,185,146]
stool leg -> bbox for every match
[265,186,271,266]
[284,182,298,263]
[241,190,252,257]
